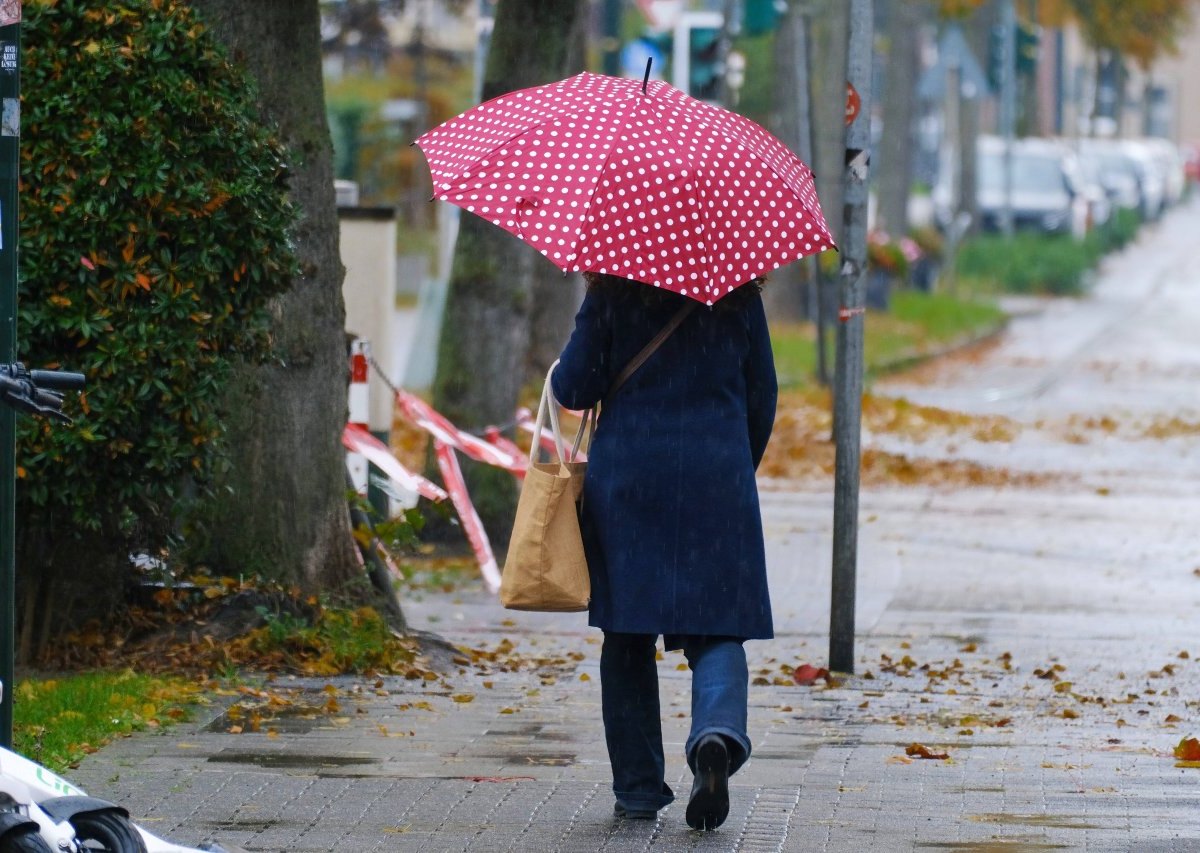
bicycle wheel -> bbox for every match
[0,825,53,853]
[68,811,146,853]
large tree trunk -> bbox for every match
[525,7,589,387]
[876,0,924,236]
[189,1,361,593]
[527,268,585,388]
[432,0,588,546]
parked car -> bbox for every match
[1135,137,1187,207]
[1077,138,1143,212]
[1184,143,1200,183]
[1067,148,1113,232]
[1119,139,1167,220]
[973,135,1089,237]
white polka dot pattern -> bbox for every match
[415,72,835,303]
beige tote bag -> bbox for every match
[500,362,593,612]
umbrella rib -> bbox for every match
[561,101,639,272]
[424,91,623,198]
[564,94,713,285]
[422,125,546,199]
[563,148,620,272]
[716,127,829,234]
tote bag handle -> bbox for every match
[531,361,593,466]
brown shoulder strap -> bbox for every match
[605,301,697,400]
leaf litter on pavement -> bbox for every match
[36,344,1200,763]
[760,388,1052,488]
[754,634,1200,774]
[36,569,593,739]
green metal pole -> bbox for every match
[0,10,20,748]
[601,0,620,76]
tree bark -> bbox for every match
[527,268,585,387]
[525,6,589,387]
[432,0,588,546]
[877,0,924,236]
[810,0,851,247]
[188,0,361,593]
[961,6,996,235]
[764,2,816,323]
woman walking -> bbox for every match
[551,271,777,831]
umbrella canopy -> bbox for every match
[415,71,835,304]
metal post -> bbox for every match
[0,9,19,748]
[942,54,962,296]
[601,0,620,77]
[999,0,1016,237]
[829,0,872,675]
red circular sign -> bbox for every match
[845,83,861,125]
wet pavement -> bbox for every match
[71,200,1200,851]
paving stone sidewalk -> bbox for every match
[69,482,1200,853]
[71,204,1200,851]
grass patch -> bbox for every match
[237,605,417,676]
[12,670,202,773]
[771,290,1005,388]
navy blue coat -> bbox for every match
[551,283,777,646]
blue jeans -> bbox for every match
[600,632,751,812]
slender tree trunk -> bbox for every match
[765,1,815,323]
[809,1,851,386]
[188,0,361,592]
[877,0,923,236]
[525,5,589,387]
[432,0,588,546]
[811,0,851,247]
[961,6,996,235]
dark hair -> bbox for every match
[583,271,764,311]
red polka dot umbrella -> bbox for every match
[414,70,836,304]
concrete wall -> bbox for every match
[339,206,397,433]
[1149,25,1200,146]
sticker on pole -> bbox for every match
[845,82,861,126]
[0,1,19,27]
[1,98,16,137]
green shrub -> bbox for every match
[955,233,1093,296]
[17,2,297,573]
[1097,207,1141,253]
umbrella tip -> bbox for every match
[642,57,652,95]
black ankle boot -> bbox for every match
[685,734,730,830]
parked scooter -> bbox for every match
[0,366,240,853]
[0,717,233,852]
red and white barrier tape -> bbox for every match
[483,426,528,481]
[341,424,448,503]
[433,441,502,593]
[347,340,372,494]
[394,388,526,474]
[354,357,594,597]
[514,406,588,462]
